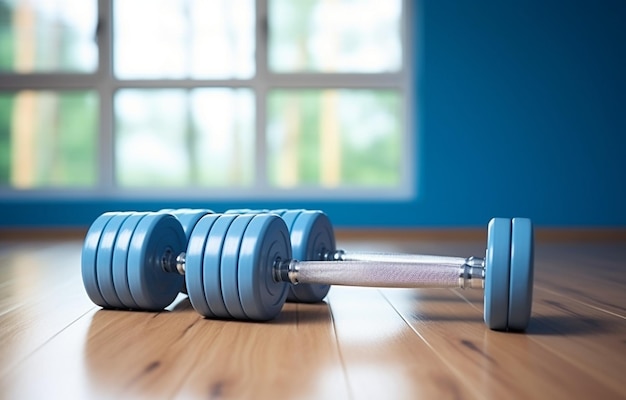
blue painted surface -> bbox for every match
[1,0,625,228]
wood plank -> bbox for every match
[170,299,350,399]
[0,242,96,377]
[0,308,100,400]
[530,286,626,394]
[0,296,352,399]
[327,286,475,400]
[383,287,625,399]
[533,243,626,318]
[456,284,626,396]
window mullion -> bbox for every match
[254,0,270,194]
[97,0,115,194]
[401,0,416,199]
[0,74,98,90]
[263,73,405,89]
[108,79,254,89]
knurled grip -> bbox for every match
[292,260,463,288]
[338,251,467,266]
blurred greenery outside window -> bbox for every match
[0,0,412,198]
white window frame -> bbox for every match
[0,0,415,200]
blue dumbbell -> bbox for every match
[83,211,534,331]
[225,209,335,303]
[225,208,534,325]
[197,214,533,330]
[218,213,533,330]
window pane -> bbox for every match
[191,89,255,187]
[114,0,254,79]
[267,89,402,188]
[268,0,402,73]
[0,90,98,188]
[0,0,97,73]
[115,89,255,188]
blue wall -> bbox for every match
[414,0,626,227]
[1,0,625,229]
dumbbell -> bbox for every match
[83,211,533,331]
[225,208,534,315]
[224,210,533,330]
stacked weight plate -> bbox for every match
[226,209,336,303]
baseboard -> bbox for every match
[1,227,625,242]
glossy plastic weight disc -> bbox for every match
[270,209,289,217]
[170,208,213,294]
[170,209,213,240]
[225,208,270,215]
[82,212,116,307]
[112,212,148,309]
[185,214,220,317]
[238,214,291,321]
[127,213,186,311]
[220,214,255,319]
[96,212,132,309]
[202,214,239,318]
[508,218,534,331]
[280,210,306,232]
[287,210,335,303]
[225,209,289,217]
[484,218,512,331]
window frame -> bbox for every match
[0,0,415,201]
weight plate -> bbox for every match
[224,209,248,214]
[228,209,290,217]
[508,218,534,331]
[287,210,335,303]
[82,212,116,307]
[170,209,213,295]
[280,210,306,232]
[484,218,512,331]
[202,214,238,318]
[224,208,269,214]
[238,214,291,321]
[270,209,289,217]
[127,213,186,310]
[97,212,132,309]
[221,214,255,319]
[185,214,220,317]
[170,209,213,240]
[112,212,149,309]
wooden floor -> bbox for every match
[0,234,625,399]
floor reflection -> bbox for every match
[84,299,351,398]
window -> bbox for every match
[0,0,413,199]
